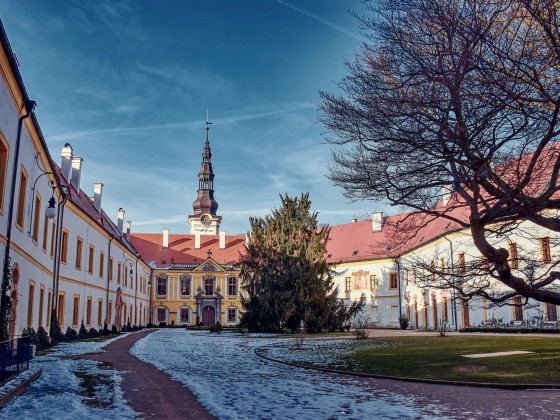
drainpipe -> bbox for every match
[444,236,458,331]
[1,101,36,338]
[148,267,153,325]
[134,257,138,326]
[105,235,114,327]
[50,188,68,336]
[395,257,402,319]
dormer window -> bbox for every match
[352,250,358,256]
[327,254,332,259]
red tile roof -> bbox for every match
[130,233,246,268]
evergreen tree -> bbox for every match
[240,193,363,333]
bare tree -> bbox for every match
[319,0,560,305]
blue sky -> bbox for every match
[0,0,381,235]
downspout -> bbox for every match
[148,267,153,325]
[444,236,458,331]
[105,235,114,327]
[396,257,402,319]
[134,257,138,326]
[1,100,36,337]
[50,189,68,336]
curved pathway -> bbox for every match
[81,330,215,419]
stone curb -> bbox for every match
[254,349,560,390]
[0,369,42,409]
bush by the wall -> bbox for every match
[460,326,560,334]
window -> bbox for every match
[88,245,95,274]
[508,242,519,269]
[430,260,435,281]
[546,303,558,322]
[512,296,524,321]
[57,292,65,327]
[180,276,191,295]
[47,289,52,328]
[413,268,417,285]
[157,276,167,295]
[442,296,448,323]
[32,193,41,243]
[124,265,128,287]
[540,237,552,264]
[0,134,9,212]
[117,261,122,283]
[60,229,69,264]
[38,286,45,328]
[42,215,49,252]
[86,297,92,326]
[73,295,80,327]
[157,308,166,322]
[404,270,409,287]
[370,275,378,290]
[99,251,105,278]
[180,308,190,323]
[109,257,114,281]
[98,299,103,326]
[370,305,379,322]
[75,237,83,269]
[440,258,445,276]
[457,252,466,274]
[345,277,351,292]
[108,300,113,325]
[50,220,56,258]
[228,308,237,322]
[15,166,28,229]
[27,281,35,328]
[228,276,237,295]
[204,277,214,295]
[389,272,398,289]
[390,305,399,322]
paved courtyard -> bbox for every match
[2,329,560,419]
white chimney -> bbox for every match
[372,212,383,232]
[93,182,103,213]
[219,230,226,249]
[442,184,452,208]
[195,231,201,249]
[70,156,83,192]
[126,221,131,240]
[60,143,73,181]
[163,228,169,249]
[351,218,358,223]
[245,230,251,247]
[117,208,125,235]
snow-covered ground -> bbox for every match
[131,329,449,419]
[0,333,139,420]
[1,330,451,419]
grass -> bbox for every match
[309,336,560,384]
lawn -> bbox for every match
[291,335,560,384]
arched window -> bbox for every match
[204,277,213,295]
[180,275,191,296]
[228,276,237,296]
[157,276,167,295]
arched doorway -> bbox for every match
[202,305,215,326]
[8,266,20,338]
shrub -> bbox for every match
[78,320,88,339]
[240,328,249,335]
[87,327,100,338]
[102,322,109,335]
[111,324,118,334]
[49,319,64,344]
[461,326,560,334]
[209,322,223,334]
[281,327,293,335]
[65,327,78,341]
[398,315,409,330]
[36,326,50,350]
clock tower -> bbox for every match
[188,121,222,235]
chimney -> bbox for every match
[372,212,383,232]
[70,156,83,192]
[93,182,103,213]
[442,184,452,208]
[195,231,201,249]
[219,230,226,249]
[245,230,251,247]
[163,228,169,248]
[351,218,358,223]
[117,208,125,235]
[60,143,73,181]
[126,221,131,240]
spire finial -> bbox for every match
[206,110,213,141]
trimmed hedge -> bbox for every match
[461,326,560,334]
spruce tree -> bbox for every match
[240,193,363,333]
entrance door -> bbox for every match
[202,305,216,326]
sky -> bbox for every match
[0,0,384,235]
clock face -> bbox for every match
[201,215,211,226]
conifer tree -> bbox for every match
[240,193,363,333]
